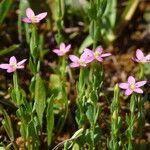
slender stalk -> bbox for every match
[13,72,21,106]
[109,84,121,150]
[139,64,144,80]
[127,94,136,150]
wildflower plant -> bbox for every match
[119,75,147,150]
[0,1,149,150]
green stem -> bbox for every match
[13,72,20,106]
[127,94,136,150]
[139,64,144,80]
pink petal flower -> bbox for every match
[118,83,129,89]
[125,89,133,96]
[133,88,143,93]
[119,76,146,96]
[0,56,26,73]
[53,43,71,56]
[35,12,47,21]
[26,8,35,19]
[22,8,47,24]
[133,49,150,63]
[128,76,135,84]
[135,81,147,88]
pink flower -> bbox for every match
[0,56,27,73]
[22,8,47,23]
[84,46,111,62]
[53,43,71,56]
[133,49,150,63]
[119,76,147,96]
[69,51,92,68]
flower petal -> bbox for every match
[95,47,103,54]
[125,89,133,96]
[53,49,61,55]
[132,57,139,62]
[69,63,79,68]
[22,18,32,23]
[81,50,94,63]
[0,64,10,69]
[118,83,129,89]
[9,56,17,64]
[135,81,147,88]
[69,55,79,62]
[16,65,24,69]
[145,54,150,61]
[84,48,94,56]
[17,59,27,66]
[133,88,143,94]
[83,48,94,62]
[60,43,65,50]
[128,76,135,84]
[7,68,15,73]
[136,49,144,60]
[26,8,35,18]
[101,53,111,57]
[35,12,47,21]
[96,57,103,62]
[65,44,71,52]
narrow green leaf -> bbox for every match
[34,74,46,127]
[0,44,19,56]
[47,96,54,147]
[79,35,93,54]
[18,0,30,41]
[0,0,12,24]
[0,105,14,141]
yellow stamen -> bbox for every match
[78,59,84,65]
[10,63,17,69]
[31,17,37,23]
[130,83,135,90]
[94,52,100,58]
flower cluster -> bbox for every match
[0,7,149,97]
[68,46,111,68]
